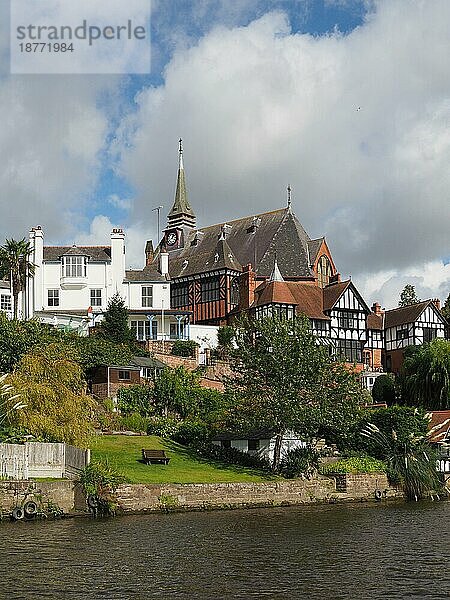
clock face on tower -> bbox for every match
[165,231,178,248]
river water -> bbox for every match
[1,501,449,600]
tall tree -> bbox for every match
[0,238,35,319]
[398,284,421,307]
[96,292,135,345]
[225,314,364,469]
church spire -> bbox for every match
[167,138,196,230]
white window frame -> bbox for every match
[47,289,60,307]
[0,294,11,311]
[62,256,87,278]
[90,289,102,307]
[141,286,153,308]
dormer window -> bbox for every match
[62,256,87,278]
[317,255,332,288]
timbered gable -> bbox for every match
[384,300,446,352]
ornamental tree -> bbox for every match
[0,238,36,319]
[96,292,135,346]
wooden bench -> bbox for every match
[142,449,170,465]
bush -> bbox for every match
[320,456,386,475]
[147,416,180,438]
[117,385,154,416]
[372,374,396,405]
[171,340,198,357]
[173,419,212,446]
[79,459,128,496]
[118,412,151,433]
[279,446,320,479]
[199,443,271,471]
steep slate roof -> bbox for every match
[307,238,324,266]
[367,313,383,330]
[43,246,111,261]
[161,207,316,279]
[384,300,433,329]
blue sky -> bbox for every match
[92,0,370,228]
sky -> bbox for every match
[0,0,449,309]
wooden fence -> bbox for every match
[0,443,90,480]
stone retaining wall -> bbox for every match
[0,480,84,515]
[115,473,401,513]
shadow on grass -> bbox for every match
[162,438,277,481]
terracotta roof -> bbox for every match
[43,246,111,261]
[323,280,351,311]
[427,411,450,443]
[367,313,383,330]
[159,208,316,279]
[252,280,330,321]
[384,300,433,329]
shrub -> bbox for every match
[147,416,180,438]
[173,419,212,446]
[279,446,320,479]
[199,443,271,471]
[79,459,127,496]
[117,385,154,416]
[171,340,198,357]
[320,456,386,475]
[372,374,396,405]
[118,412,151,433]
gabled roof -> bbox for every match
[384,300,437,329]
[43,246,111,261]
[322,280,351,311]
[131,356,166,370]
[160,207,317,279]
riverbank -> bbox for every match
[0,472,403,519]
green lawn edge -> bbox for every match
[90,435,276,484]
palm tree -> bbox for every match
[0,238,36,320]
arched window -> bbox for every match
[317,255,332,288]
[230,277,240,307]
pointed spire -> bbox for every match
[167,138,196,230]
[178,138,184,170]
[269,256,284,282]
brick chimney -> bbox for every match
[432,298,441,311]
[145,240,154,266]
[328,273,341,285]
[239,264,256,310]
[371,302,383,316]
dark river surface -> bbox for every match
[1,501,449,600]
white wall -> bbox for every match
[190,324,218,351]
[125,281,171,311]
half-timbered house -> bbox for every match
[383,300,447,373]
[150,141,339,325]
[243,260,374,369]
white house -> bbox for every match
[22,226,193,341]
[0,280,12,319]
[212,430,305,464]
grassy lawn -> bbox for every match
[90,435,275,484]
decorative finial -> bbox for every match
[287,185,292,209]
[178,138,184,169]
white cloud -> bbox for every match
[115,0,450,308]
[107,193,131,211]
